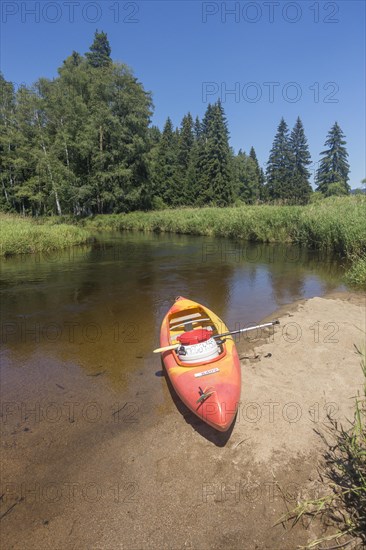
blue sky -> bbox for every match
[1,0,365,187]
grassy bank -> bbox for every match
[345,255,366,287]
[82,197,365,255]
[1,198,365,286]
[0,213,91,256]
[82,197,366,287]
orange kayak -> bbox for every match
[160,296,241,432]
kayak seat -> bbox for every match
[169,311,214,345]
[170,316,211,331]
[169,312,202,326]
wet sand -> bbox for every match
[1,291,365,549]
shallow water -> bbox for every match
[0,231,351,547]
[0,231,347,388]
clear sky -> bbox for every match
[1,0,365,187]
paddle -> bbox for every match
[153,320,279,353]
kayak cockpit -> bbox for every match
[167,306,227,367]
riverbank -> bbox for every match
[82,197,365,257]
[0,213,91,256]
[1,197,366,287]
[78,196,366,288]
[1,291,365,549]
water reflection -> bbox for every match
[0,233,347,388]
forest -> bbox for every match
[0,31,352,217]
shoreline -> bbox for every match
[1,199,366,287]
[235,288,365,359]
[1,290,365,548]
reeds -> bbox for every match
[1,198,365,286]
[82,196,366,287]
[0,213,91,256]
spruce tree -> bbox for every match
[266,118,294,201]
[249,146,262,201]
[259,168,266,202]
[194,107,212,204]
[249,146,259,169]
[148,126,161,146]
[185,116,203,205]
[233,150,259,203]
[152,117,180,206]
[177,113,194,171]
[177,113,194,202]
[248,146,266,201]
[86,30,112,68]
[289,117,312,203]
[193,116,201,140]
[199,101,234,206]
[315,122,350,195]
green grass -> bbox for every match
[345,255,366,288]
[82,196,365,254]
[82,196,366,287]
[0,213,91,256]
[1,198,365,287]
[277,345,366,549]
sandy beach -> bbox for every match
[1,291,365,549]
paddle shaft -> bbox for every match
[153,320,279,353]
[215,320,279,339]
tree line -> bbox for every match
[0,31,351,216]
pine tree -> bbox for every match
[289,117,312,203]
[86,30,112,68]
[315,122,350,195]
[266,118,294,201]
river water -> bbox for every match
[1,231,347,389]
[0,231,350,547]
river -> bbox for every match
[0,231,350,547]
[1,231,347,388]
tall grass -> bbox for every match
[345,256,366,288]
[82,197,366,287]
[1,198,365,286]
[0,213,91,256]
[82,197,365,254]
[277,345,366,549]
